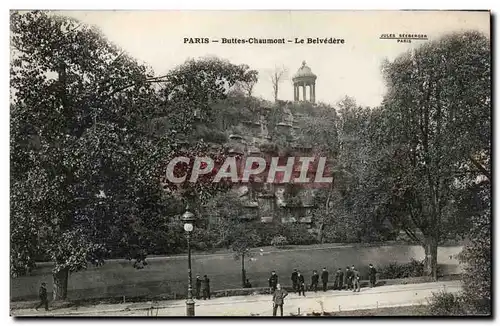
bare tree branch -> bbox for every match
[269,65,287,102]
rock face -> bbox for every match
[226,101,316,228]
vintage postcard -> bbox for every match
[10,10,491,317]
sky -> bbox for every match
[60,10,489,107]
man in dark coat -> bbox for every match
[195,275,202,299]
[310,270,319,292]
[272,284,288,316]
[368,263,377,287]
[202,275,211,300]
[268,271,278,292]
[321,267,329,292]
[291,269,298,293]
[344,266,352,290]
[297,271,305,296]
[334,268,344,290]
[35,282,49,311]
[244,278,252,288]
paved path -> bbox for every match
[12,281,460,317]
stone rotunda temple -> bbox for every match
[292,61,317,103]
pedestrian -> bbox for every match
[272,284,288,317]
[244,279,253,288]
[195,275,202,299]
[368,263,377,288]
[268,271,279,292]
[334,268,344,290]
[344,266,352,290]
[202,275,211,300]
[291,268,298,293]
[321,267,329,292]
[310,270,319,292]
[352,267,361,292]
[297,271,305,296]
[35,282,49,311]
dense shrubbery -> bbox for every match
[427,291,465,316]
[378,259,426,279]
[251,223,317,247]
[252,223,281,246]
[459,213,491,315]
[270,235,288,247]
[378,259,445,279]
[281,224,318,245]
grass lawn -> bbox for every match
[11,243,462,303]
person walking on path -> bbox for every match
[269,271,279,292]
[310,270,319,292]
[334,268,344,290]
[297,271,306,296]
[272,284,288,316]
[368,263,377,288]
[321,267,329,292]
[195,275,202,299]
[35,282,49,311]
[291,269,298,293]
[202,275,211,300]
[352,267,361,292]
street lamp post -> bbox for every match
[182,207,196,317]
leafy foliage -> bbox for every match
[280,224,317,245]
[378,259,426,279]
[10,11,169,284]
[427,291,465,316]
[457,181,491,315]
[270,235,288,248]
[10,11,259,299]
[10,12,491,309]
[380,31,490,279]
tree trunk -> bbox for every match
[316,222,325,243]
[241,253,246,287]
[52,268,69,301]
[423,235,438,281]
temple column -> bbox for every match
[302,83,306,102]
[312,83,315,103]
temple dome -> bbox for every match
[293,61,317,81]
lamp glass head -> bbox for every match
[184,223,194,232]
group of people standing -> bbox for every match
[194,275,211,300]
[287,268,330,295]
[268,264,378,295]
[269,264,378,316]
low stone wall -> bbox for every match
[10,244,463,302]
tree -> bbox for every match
[269,65,288,102]
[233,65,258,97]
[381,31,490,280]
[10,11,170,300]
[229,225,261,287]
[299,102,339,242]
[300,98,396,243]
[11,11,263,299]
[204,191,260,287]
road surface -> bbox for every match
[12,280,460,317]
